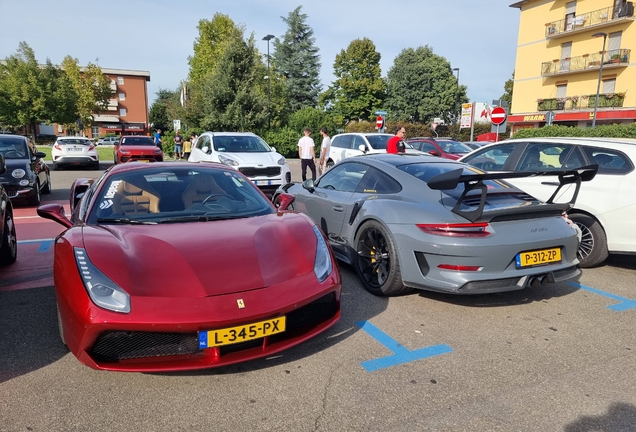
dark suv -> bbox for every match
[0,135,51,206]
[406,137,473,160]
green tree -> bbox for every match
[385,46,467,125]
[61,56,113,133]
[500,70,514,109]
[0,42,54,141]
[149,89,178,132]
[321,38,386,124]
[186,14,240,128]
[273,6,321,112]
[200,33,268,131]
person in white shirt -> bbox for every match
[318,127,331,175]
[298,127,317,181]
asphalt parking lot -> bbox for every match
[1,161,635,431]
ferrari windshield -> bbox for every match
[213,135,272,152]
[89,166,274,224]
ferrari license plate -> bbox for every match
[516,247,561,268]
[198,316,286,348]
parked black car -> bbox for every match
[0,154,17,265]
[0,134,51,206]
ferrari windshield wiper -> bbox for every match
[158,215,243,223]
[96,217,157,225]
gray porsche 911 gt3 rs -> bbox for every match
[274,153,597,296]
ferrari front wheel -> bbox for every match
[354,220,409,296]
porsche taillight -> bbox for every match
[417,223,491,237]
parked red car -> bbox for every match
[406,138,473,160]
[37,162,341,372]
[113,135,163,164]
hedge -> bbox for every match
[511,123,636,139]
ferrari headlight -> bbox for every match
[312,226,332,283]
[74,248,130,313]
[12,169,26,179]
[277,156,286,166]
[218,154,239,166]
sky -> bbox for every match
[1,0,521,108]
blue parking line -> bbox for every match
[17,239,54,253]
[569,282,636,312]
[356,320,453,372]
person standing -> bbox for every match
[318,127,331,175]
[190,131,198,149]
[154,128,163,150]
[183,135,192,161]
[298,127,316,181]
[386,127,406,154]
[173,130,183,160]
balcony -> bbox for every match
[541,49,630,76]
[537,93,626,111]
[545,3,634,39]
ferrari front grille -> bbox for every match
[90,331,199,362]
[238,167,281,178]
[89,292,338,363]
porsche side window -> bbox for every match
[462,143,516,171]
[316,162,368,192]
[356,168,401,194]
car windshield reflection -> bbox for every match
[89,166,275,224]
[213,135,272,152]
[0,138,29,159]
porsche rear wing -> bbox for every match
[427,165,598,222]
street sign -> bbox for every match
[376,116,384,129]
[460,103,473,129]
[375,110,387,115]
[173,119,181,132]
[491,107,507,125]
[546,111,556,125]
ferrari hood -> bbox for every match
[81,212,317,298]
[220,151,284,166]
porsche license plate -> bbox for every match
[516,247,561,268]
[198,316,286,348]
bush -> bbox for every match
[262,127,301,158]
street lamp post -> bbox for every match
[262,34,275,129]
[452,67,460,138]
[591,32,607,128]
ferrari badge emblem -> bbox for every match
[237,299,245,309]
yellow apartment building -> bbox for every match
[508,0,635,132]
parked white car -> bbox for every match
[189,132,291,195]
[326,133,424,168]
[459,137,636,267]
[51,136,99,170]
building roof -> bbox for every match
[509,0,530,8]
[98,68,151,81]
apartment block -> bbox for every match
[508,0,635,132]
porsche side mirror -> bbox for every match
[302,179,315,193]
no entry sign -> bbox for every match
[491,106,507,125]
[376,116,384,129]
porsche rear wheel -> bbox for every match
[570,213,608,268]
[354,220,409,296]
